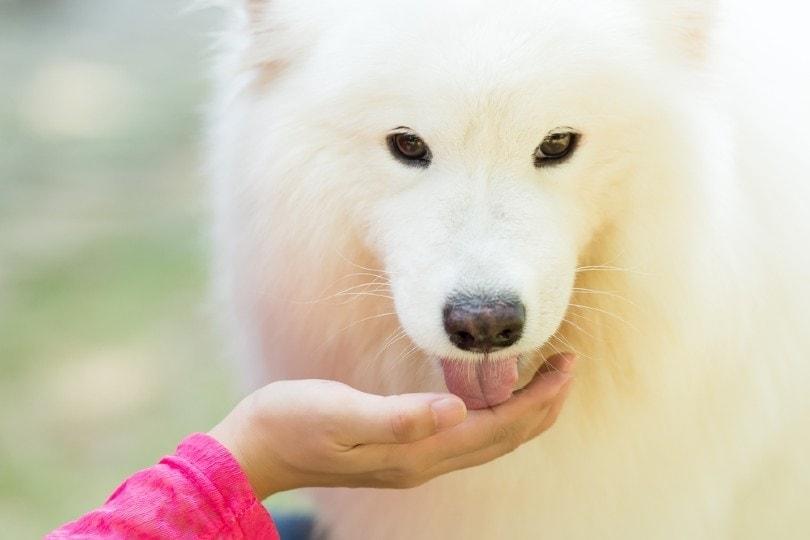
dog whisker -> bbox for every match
[561,317,597,341]
[289,277,391,305]
[332,247,392,276]
[574,265,650,277]
[312,312,398,355]
[568,303,639,333]
[571,287,638,308]
[549,333,598,365]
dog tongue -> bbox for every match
[440,357,520,410]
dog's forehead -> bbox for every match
[365,7,640,75]
[317,3,649,110]
[321,31,643,149]
[272,0,656,152]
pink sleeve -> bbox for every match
[46,433,280,539]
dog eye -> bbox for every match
[534,129,579,166]
[387,131,432,167]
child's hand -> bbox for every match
[209,354,575,500]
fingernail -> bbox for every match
[430,397,467,431]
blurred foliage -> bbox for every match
[0,1,302,536]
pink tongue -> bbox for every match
[441,357,519,410]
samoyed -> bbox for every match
[208,0,810,538]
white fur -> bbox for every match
[208,1,810,538]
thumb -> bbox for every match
[343,391,467,445]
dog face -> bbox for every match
[225,0,715,406]
[356,7,648,407]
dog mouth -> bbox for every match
[440,355,522,410]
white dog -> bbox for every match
[208,1,810,538]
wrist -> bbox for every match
[209,396,279,501]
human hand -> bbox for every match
[209,354,575,500]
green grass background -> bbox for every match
[0,1,304,536]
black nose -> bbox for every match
[443,293,525,353]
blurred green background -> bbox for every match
[0,1,300,536]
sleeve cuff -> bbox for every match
[171,433,279,538]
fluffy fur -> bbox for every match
[208,1,810,538]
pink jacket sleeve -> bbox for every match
[46,433,280,539]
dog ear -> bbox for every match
[644,0,719,63]
[241,0,269,25]
[231,0,308,84]
[236,0,275,35]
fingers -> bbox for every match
[414,374,574,483]
[228,358,573,496]
[493,353,574,415]
[260,380,467,446]
[348,354,575,485]
[425,354,575,462]
[342,391,468,445]
[526,379,572,439]
[362,353,573,447]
